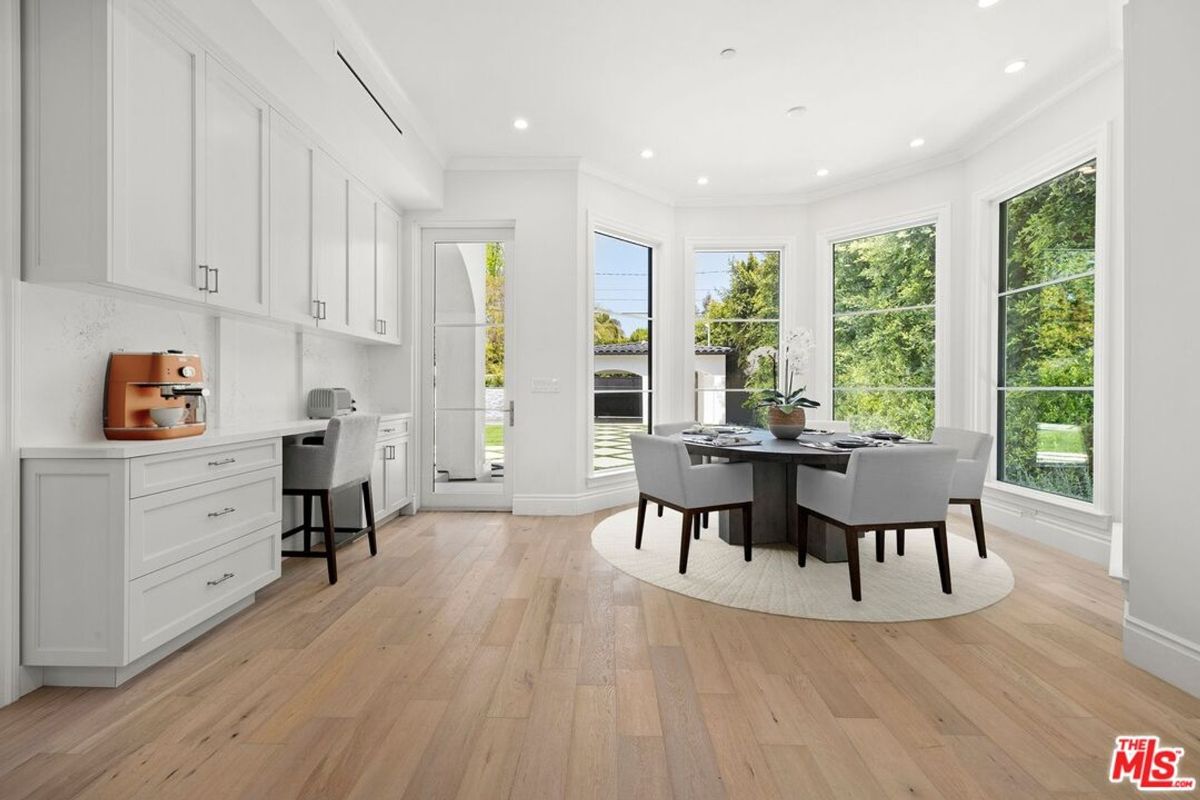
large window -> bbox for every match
[592,232,653,474]
[832,225,936,437]
[997,161,1096,502]
[693,250,780,425]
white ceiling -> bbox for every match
[333,0,1120,202]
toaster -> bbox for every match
[307,387,355,419]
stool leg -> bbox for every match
[302,493,312,552]
[320,490,338,584]
[362,481,378,556]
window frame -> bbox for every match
[815,205,951,428]
[688,246,786,426]
[586,214,664,481]
[970,127,1114,514]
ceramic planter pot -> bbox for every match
[766,406,806,439]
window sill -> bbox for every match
[588,467,636,490]
[982,480,1110,524]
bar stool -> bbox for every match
[282,414,380,584]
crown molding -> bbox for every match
[577,160,676,207]
[445,156,583,173]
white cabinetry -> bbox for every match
[24,0,404,345]
[21,439,283,686]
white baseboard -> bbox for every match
[1124,612,1200,698]
[513,483,637,516]
[980,487,1111,565]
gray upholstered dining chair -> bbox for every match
[652,420,708,526]
[631,433,754,574]
[282,414,380,584]
[894,427,994,559]
[795,445,957,601]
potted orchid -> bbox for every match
[744,327,821,439]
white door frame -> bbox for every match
[418,225,515,510]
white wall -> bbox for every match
[1122,0,1200,697]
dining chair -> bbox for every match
[281,414,380,584]
[894,427,994,559]
[651,420,709,528]
[631,433,754,573]
[795,445,957,601]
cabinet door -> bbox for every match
[369,443,386,523]
[346,181,377,337]
[269,112,317,326]
[314,152,350,332]
[204,56,269,315]
[384,438,409,514]
[375,203,401,342]
[111,3,204,301]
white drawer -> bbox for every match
[129,438,282,498]
[129,467,282,578]
[377,416,410,440]
[128,526,280,661]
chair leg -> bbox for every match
[302,493,312,552]
[742,504,752,562]
[797,506,809,567]
[702,512,709,530]
[319,490,338,585]
[693,513,701,540]
[970,499,987,558]
[875,529,885,563]
[657,503,664,518]
[362,481,378,556]
[844,527,862,601]
[897,530,905,556]
[635,496,648,549]
[933,521,952,594]
[679,511,693,574]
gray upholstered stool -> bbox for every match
[282,414,380,584]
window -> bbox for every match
[693,251,780,425]
[997,160,1096,502]
[592,232,653,473]
[832,224,936,437]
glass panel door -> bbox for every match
[422,231,512,507]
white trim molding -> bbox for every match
[1124,611,1200,700]
[978,482,1112,565]
[814,204,953,422]
[514,485,637,517]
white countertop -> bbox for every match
[20,412,411,459]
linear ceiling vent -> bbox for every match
[336,49,404,137]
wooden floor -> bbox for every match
[1,508,1198,800]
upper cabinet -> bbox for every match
[24,0,403,346]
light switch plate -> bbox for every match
[531,377,560,393]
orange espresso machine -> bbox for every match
[103,351,210,440]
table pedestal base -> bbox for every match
[717,460,850,563]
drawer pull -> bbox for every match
[206,572,235,586]
[207,507,236,518]
[381,428,396,433]
[207,458,237,467]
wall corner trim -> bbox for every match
[1123,611,1200,699]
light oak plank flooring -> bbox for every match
[1,508,1198,799]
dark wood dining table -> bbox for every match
[683,428,858,562]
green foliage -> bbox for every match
[999,162,1096,502]
[832,226,937,438]
[593,311,628,345]
[695,252,781,401]
[484,243,505,388]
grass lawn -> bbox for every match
[1037,423,1086,455]
[484,423,504,446]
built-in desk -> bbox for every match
[19,413,412,687]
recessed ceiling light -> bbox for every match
[978,0,1001,7]
[512,117,529,130]
[640,148,655,159]
[815,168,830,177]
[720,48,737,59]
[785,105,807,118]
[696,176,709,186]
[909,137,926,149]
[1004,60,1027,74]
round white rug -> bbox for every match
[592,507,1014,622]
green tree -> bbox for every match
[695,251,781,395]
[484,243,505,388]
[593,311,628,345]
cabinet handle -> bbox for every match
[313,299,322,320]
[320,300,327,320]
[381,428,396,433]
[206,572,235,586]
[207,506,236,518]
[207,457,236,467]
[384,445,395,460]
[199,265,210,292]
[382,319,387,335]
[209,267,220,294]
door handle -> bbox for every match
[507,400,515,427]
[206,572,235,586]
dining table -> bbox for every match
[682,427,878,563]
